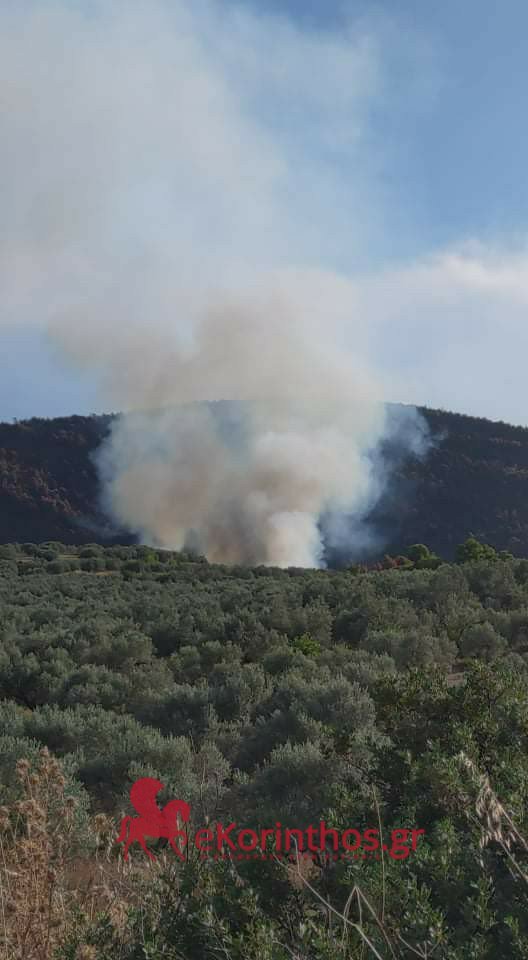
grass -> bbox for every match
[0,750,138,960]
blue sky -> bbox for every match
[2,0,528,423]
[252,0,528,250]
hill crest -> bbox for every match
[2,405,528,560]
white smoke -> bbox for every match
[96,272,388,565]
[0,0,423,566]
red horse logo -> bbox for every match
[116,777,191,861]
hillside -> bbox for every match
[2,405,528,559]
[368,407,528,561]
[0,413,127,546]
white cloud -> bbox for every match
[357,246,528,423]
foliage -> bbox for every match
[2,546,528,954]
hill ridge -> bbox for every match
[3,404,528,559]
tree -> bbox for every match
[291,633,320,658]
[405,543,442,569]
[334,609,369,646]
[456,536,498,564]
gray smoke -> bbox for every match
[96,276,388,566]
[0,1,426,567]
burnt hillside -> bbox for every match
[2,406,528,559]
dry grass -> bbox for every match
[457,751,528,883]
[0,749,143,960]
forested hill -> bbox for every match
[0,413,122,546]
[2,405,528,559]
[367,407,528,561]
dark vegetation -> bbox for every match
[4,405,528,560]
[0,414,123,546]
[370,407,528,562]
[3,541,528,956]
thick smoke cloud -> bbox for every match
[0,0,424,565]
[96,274,387,565]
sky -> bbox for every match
[2,0,528,424]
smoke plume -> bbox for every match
[95,273,388,566]
[0,1,426,566]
